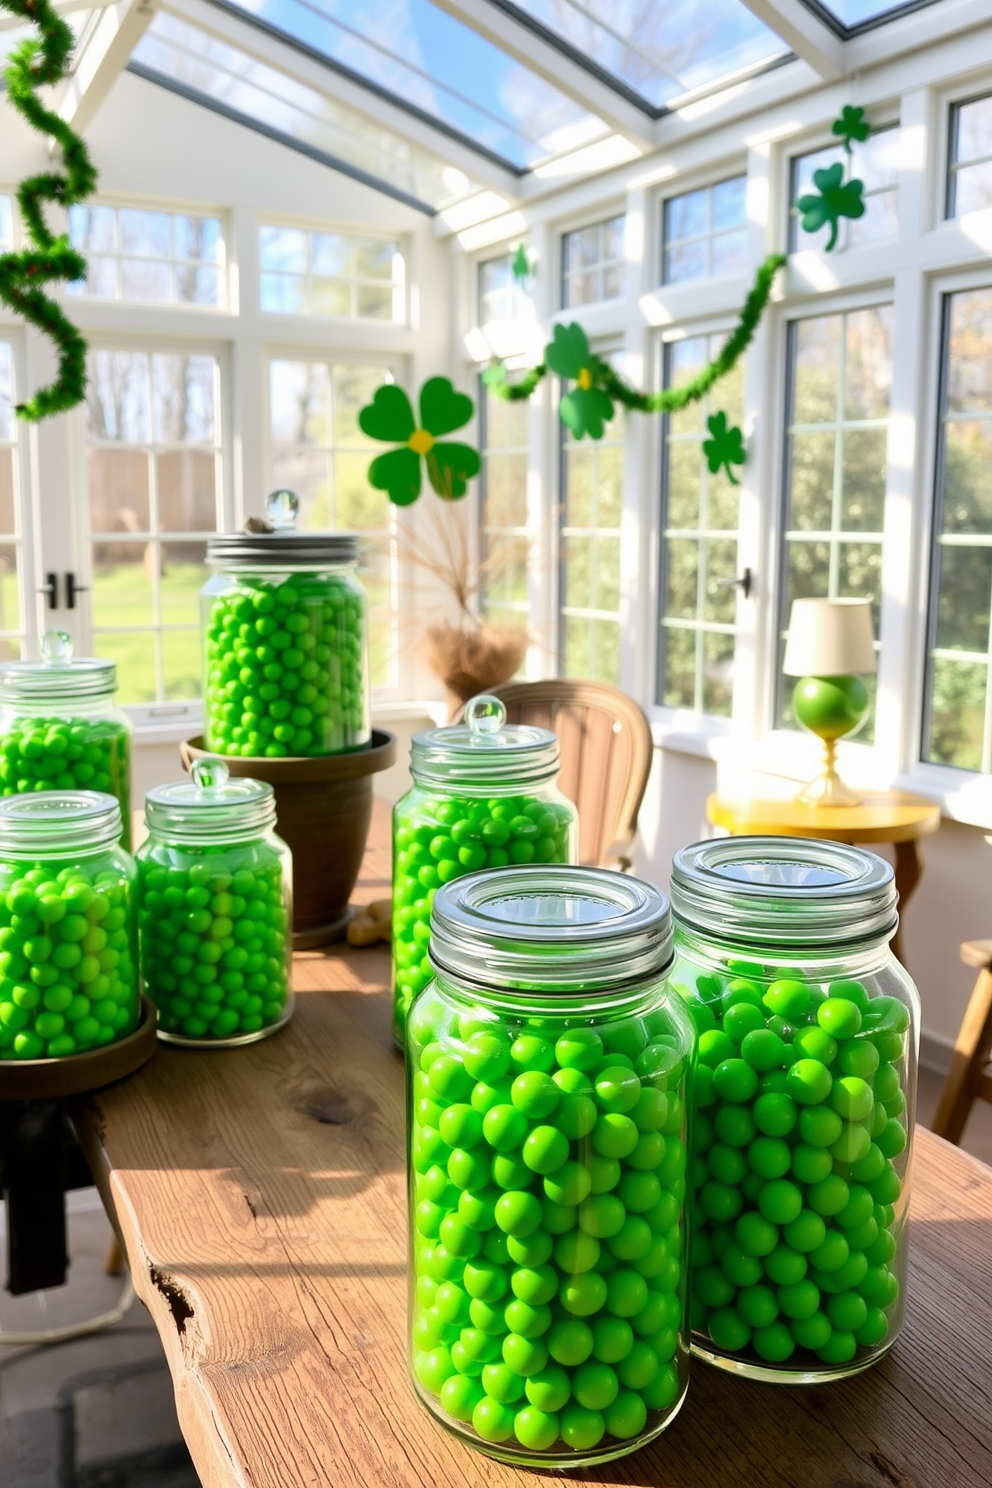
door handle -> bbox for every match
[65,573,89,610]
[38,573,59,610]
[715,567,753,600]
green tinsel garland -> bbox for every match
[0,0,97,420]
[487,252,786,415]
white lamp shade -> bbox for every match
[783,598,877,677]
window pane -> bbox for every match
[789,433,835,531]
[69,205,223,306]
[947,290,992,414]
[0,343,14,444]
[954,163,992,216]
[956,95,992,163]
[562,217,625,308]
[663,626,695,710]
[712,176,747,231]
[933,544,991,655]
[560,409,623,682]
[313,233,351,276]
[841,429,887,532]
[356,284,393,320]
[157,452,217,532]
[665,540,698,618]
[791,128,899,251]
[260,225,307,272]
[121,258,171,302]
[942,423,992,534]
[928,658,986,770]
[159,541,207,625]
[261,273,305,314]
[261,225,403,321]
[152,356,216,444]
[174,264,220,307]
[119,209,171,257]
[665,240,707,285]
[663,177,745,285]
[0,543,20,637]
[703,631,735,717]
[95,632,157,705]
[161,628,202,702]
[356,240,396,278]
[87,352,151,443]
[794,316,840,424]
[87,450,151,533]
[174,215,221,263]
[313,279,351,316]
[666,189,707,242]
[0,450,15,534]
[845,307,893,420]
[91,542,155,628]
[710,229,747,276]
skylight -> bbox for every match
[796,0,944,32]
[220,0,609,170]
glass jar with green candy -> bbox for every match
[392,696,578,1048]
[201,492,370,759]
[0,630,133,849]
[669,836,919,1383]
[407,866,694,1467]
[0,791,139,1061]
[136,758,292,1046]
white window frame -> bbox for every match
[66,197,230,312]
[258,217,409,327]
[660,174,749,287]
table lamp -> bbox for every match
[783,597,876,806]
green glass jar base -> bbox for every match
[691,1333,894,1384]
[413,1377,688,1468]
[156,1004,292,1049]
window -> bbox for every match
[68,205,223,306]
[658,334,745,715]
[559,392,623,683]
[0,195,12,251]
[268,360,396,687]
[663,178,747,285]
[947,94,992,217]
[790,127,899,252]
[259,226,404,321]
[0,343,23,661]
[85,349,223,704]
[479,384,530,630]
[778,306,892,735]
[479,254,531,325]
[923,286,992,772]
[562,216,625,308]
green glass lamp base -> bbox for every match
[792,674,869,807]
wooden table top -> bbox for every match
[707,789,941,843]
[74,801,992,1488]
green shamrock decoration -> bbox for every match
[359,377,480,506]
[702,412,745,485]
[831,105,871,155]
[798,162,866,252]
[511,243,533,284]
[545,323,615,440]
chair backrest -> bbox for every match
[479,679,654,868]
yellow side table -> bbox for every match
[706,790,941,969]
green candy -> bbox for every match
[0,718,131,849]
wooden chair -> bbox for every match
[931,940,992,1144]
[478,679,654,870]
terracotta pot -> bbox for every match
[180,731,397,949]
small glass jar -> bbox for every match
[0,791,138,1061]
[0,630,133,850]
[201,493,370,759]
[407,865,694,1468]
[392,696,578,1048]
[137,758,292,1046]
[669,836,919,1384]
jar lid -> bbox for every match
[0,630,116,701]
[670,836,898,949]
[429,865,674,993]
[0,790,123,854]
[207,489,359,568]
[146,758,277,842]
[411,695,560,789]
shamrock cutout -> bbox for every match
[797,162,866,252]
[702,411,745,485]
[545,322,615,441]
[831,105,871,155]
[359,377,481,505]
[511,243,532,284]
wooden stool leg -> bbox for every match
[891,839,924,968]
[931,964,992,1144]
[105,1236,124,1276]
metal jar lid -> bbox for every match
[0,630,117,702]
[429,864,674,994]
[0,790,123,855]
[207,489,359,569]
[411,695,561,789]
[670,836,898,950]
[146,759,277,844]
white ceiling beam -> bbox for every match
[162,0,520,202]
[56,0,157,136]
[427,0,657,152]
[737,0,844,80]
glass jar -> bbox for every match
[0,791,138,1061]
[407,865,694,1468]
[0,630,133,850]
[392,696,578,1048]
[669,836,919,1384]
[202,494,370,758]
[137,758,292,1046]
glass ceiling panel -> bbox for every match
[222,0,608,170]
[805,0,935,25]
[492,0,789,110]
[131,13,479,211]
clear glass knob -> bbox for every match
[40,628,73,663]
[466,694,506,735]
[191,756,230,792]
[266,489,299,531]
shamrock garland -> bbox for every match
[797,105,870,252]
[545,323,614,439]
[511,243,533,285]
[703,412,745,485]
[360,376,481,505]
[0,0,97,420]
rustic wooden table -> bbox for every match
[73,802,992,1488]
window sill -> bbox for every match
[650,714,734,760]
[130,699,447,747]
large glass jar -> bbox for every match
[669,836,919,1383]
[202,497,370,758]
[392,696,578,1048]
[137,758,292,1046]
[0,791,138,1061]
[0,630,133,850]
[407,865,694,1468]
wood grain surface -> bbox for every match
[74,801,992,1488]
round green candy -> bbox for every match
[494,1191,543,1237]
[737,1284,779,1328]
[735,1212,779,1257]
[481,1362,526,1403]
[783,1210,827,1253]
[560,1403,605,1451]
[513,1404,559,1450]
[762,980,810,1019]
[605,1389,648,1440]
[511,1070,560,1118]
[440,1373,485,1422]
[578,1195,625,1239]
[778,1279,820,1319]
[547,1318,594,1366]
[791,1310,832,1350]
[572,1361,619,1411]
[790,1143,834,1184]
[501,1333,548,1377]
[753,1322,795,1362]
[752,1093,798,1137]
[758,1180,803,1226]
[831,1075,874,1121]
[559,1272,608,1317]
[594,1066,641,1113]
[472,1396,516,1442]
[590,1316,633,1364]
[816,1330,857,1365]
[817,998,862,1040]
[707,1306,751,1352]
[785,1058,833,1105]
[764,1244,808,1286]
[523,1125,570,1175]
[482,1104,528,1152]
